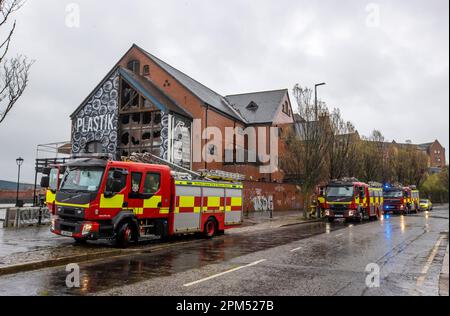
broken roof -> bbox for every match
[136,45,246,122]
[119,67,193,118]
[225,89,288,124]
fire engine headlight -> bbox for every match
[349,210,354,216]
[325,210,330,216]
[400,205,404,210]
[82,223,93,235]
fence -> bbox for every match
[1,207,51,228]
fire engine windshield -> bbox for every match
[384,190,403,198]
[326,186,354,197]
[60,167,104,193]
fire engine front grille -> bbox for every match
[57,206,85,219]
[330,204,349,211]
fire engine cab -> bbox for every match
[43,153,243,247]
[324,178,383,223]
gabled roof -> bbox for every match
[225,89,288,124]
[135,45,246,122]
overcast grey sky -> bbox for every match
[0,0,448,183]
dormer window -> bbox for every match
[246,101,258,111]
[127,60,140,74]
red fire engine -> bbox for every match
[44,154,243,247]
[324,178,383,223]
[383,184,420,215]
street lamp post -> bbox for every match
[15,157,24,207]
[314,82,326,121]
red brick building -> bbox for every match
[69,44,302,212]
[417,140,446,172]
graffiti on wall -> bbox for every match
[253,195,274,212]
[71,71,119,157]
[160,112,170,161]
[249,188,274,212]
[159,113,191,169]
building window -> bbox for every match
[143,65,150,76]
[282,101,290,116]
[127,60,140,74]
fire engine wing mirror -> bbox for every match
[40,176,49,188]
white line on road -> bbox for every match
[335,233,344,237]
[290,246,303,252]
[183,259,267,287]
[417,235,445,286]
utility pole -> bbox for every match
[314,83,326,121]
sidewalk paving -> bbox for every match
[0,210,312,275]
[440,245,449,296]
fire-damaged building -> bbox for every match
[69,44,303,212]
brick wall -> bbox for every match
[242,181,303,213]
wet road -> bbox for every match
[0,206,448,296]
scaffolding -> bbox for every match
[32,141,71,206]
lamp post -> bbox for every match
[15,157,24,207]
[314,82,326,121]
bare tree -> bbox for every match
[281,85,331,218]
[327,108,358,179]
[358,130,386,182]
[0,0,32,124]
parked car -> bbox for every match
[419,199,433,211]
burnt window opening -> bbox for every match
[142,112,152,125]
[120,80,139,110]
[121,132,130,146]
[127,60,140,74]
[131,136,140,146]
[154,112,161,125]
[121,115,130,125]
[143,65,150,76]
[132,113,141,124]
[163,79,171,87]
[153,130,161,138]
[142,132,151,140]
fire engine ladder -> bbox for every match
[128,152,214,181]
[128,152,245,183]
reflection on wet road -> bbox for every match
[0,208,448,296]
[0,220,347,295]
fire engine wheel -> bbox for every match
[116,222,135,248]
[327,217,335,223]
[204,218,217,238]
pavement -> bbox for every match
[0,205,447,296]
[440,245,449,296]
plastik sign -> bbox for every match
[75,113,115,133]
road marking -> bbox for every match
[336,233,344,237]
[416,235,445,286]
[183,259,266,287]
[290,246,303,252]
